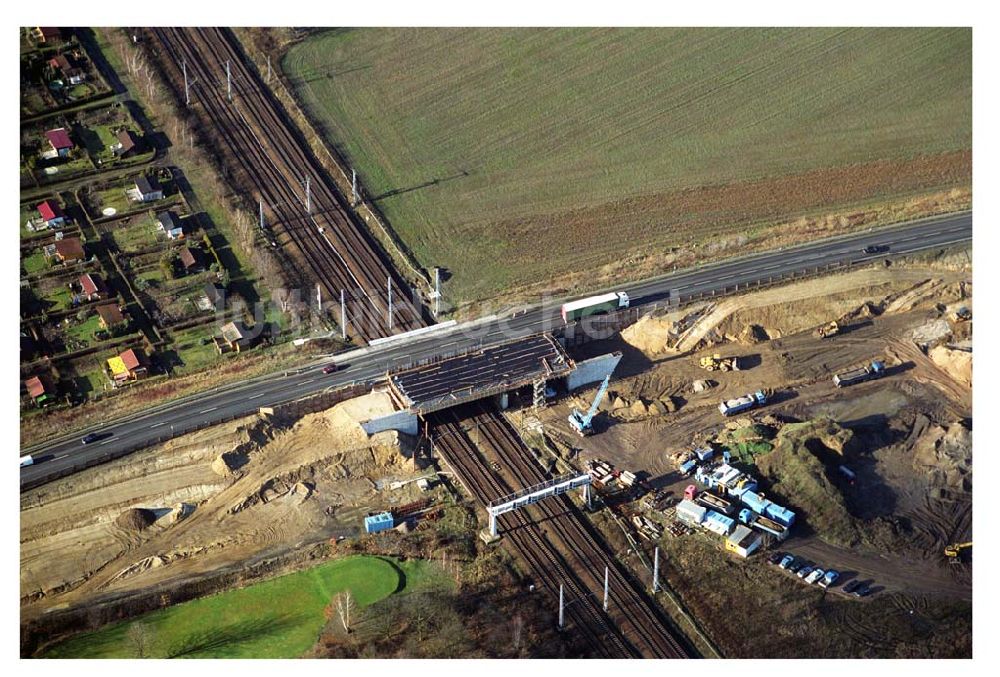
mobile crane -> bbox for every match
[568,375,611,436]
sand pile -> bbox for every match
[620,315,672,355]
[115,508,156,532]
[929,345,972,386]
[912,418,972,493]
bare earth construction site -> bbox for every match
[19,26,972,661]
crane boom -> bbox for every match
[568,375,611,436]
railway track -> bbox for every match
[430,404,693,658]
[430,412,634,658]
[464,402,691,658]
[145,28,427,342]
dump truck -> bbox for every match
[719,390,767,416]
[696,491,737,516]
[560,291,630,323]
[833,360,885,388]
[699,354,741,372]
[815,321,840,339]
[739,508,789,540]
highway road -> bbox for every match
[20,211,971,489]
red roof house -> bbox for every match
[120,348,149,379]
[79,273,107,300]
[45,127,74,152]
[37,200,65,224]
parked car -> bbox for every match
[322,364,338,374]
[852,583,872,598]
[788,559,805,574]
[819,570,840,589]
[778,554,795,570]
[842,580,861,594]
[797,565,815,579]
[805,568,825,585]
[768,551,785,566]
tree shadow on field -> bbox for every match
[164,613,305,657]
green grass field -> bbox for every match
[42,555,447,659]
[284,28,971,304]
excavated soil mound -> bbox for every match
[755,419,859,546]
[621,315,672,355]
[929,345,972,387]
[167,503,195,524]
[115,508,156,532]
[211,451,249,477]
[912,419,972,493]
[737,324,771,344]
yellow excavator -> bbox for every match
[699,354,740,372]
[944,542,972,563]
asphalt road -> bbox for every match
[20,211,971,489]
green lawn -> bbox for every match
[42,555,446,659]
[22,250,51,275]
[112,215,163,251]
[284,28,972,304]
[171,324,222,372]
[63,313,103,344]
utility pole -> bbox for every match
[226,60,232,102]
[266,55,272,83]
[652,547,660,593]
[434,267,441,317]
[603,566,610,612]
[341,289,347,340]
[387,276,393,330]
[305,176,311,213]
[558,584,565,630]
[351,169,358,206]
[316,283,321,313]
[258,199,264,232]
[183,60,190,106]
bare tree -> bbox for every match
[333,590,354,634]
[125,621,154,658]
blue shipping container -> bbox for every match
[764,503,796,527]
[741,490,771,514]
[364,511,394,534]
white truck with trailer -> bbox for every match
[718,390,768,417]
[561,292,629,323]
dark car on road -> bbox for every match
[81,432,109,444]
[322,364,338,374]
[863,244,889,254]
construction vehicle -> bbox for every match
[738,508,788,540]
[699,354,741,372]
[815,321,840,339]
[833,360,885,388]
[944,542,972,563]
[952,306,972,323]
[561,292,630,323]
[568,375,611,436]
[696,491,736,516]
[718,390,768,417]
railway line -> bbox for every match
[146,28,426,342]
[430,412,633,658]
[464,402,691,658]
[430,404,692,658]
